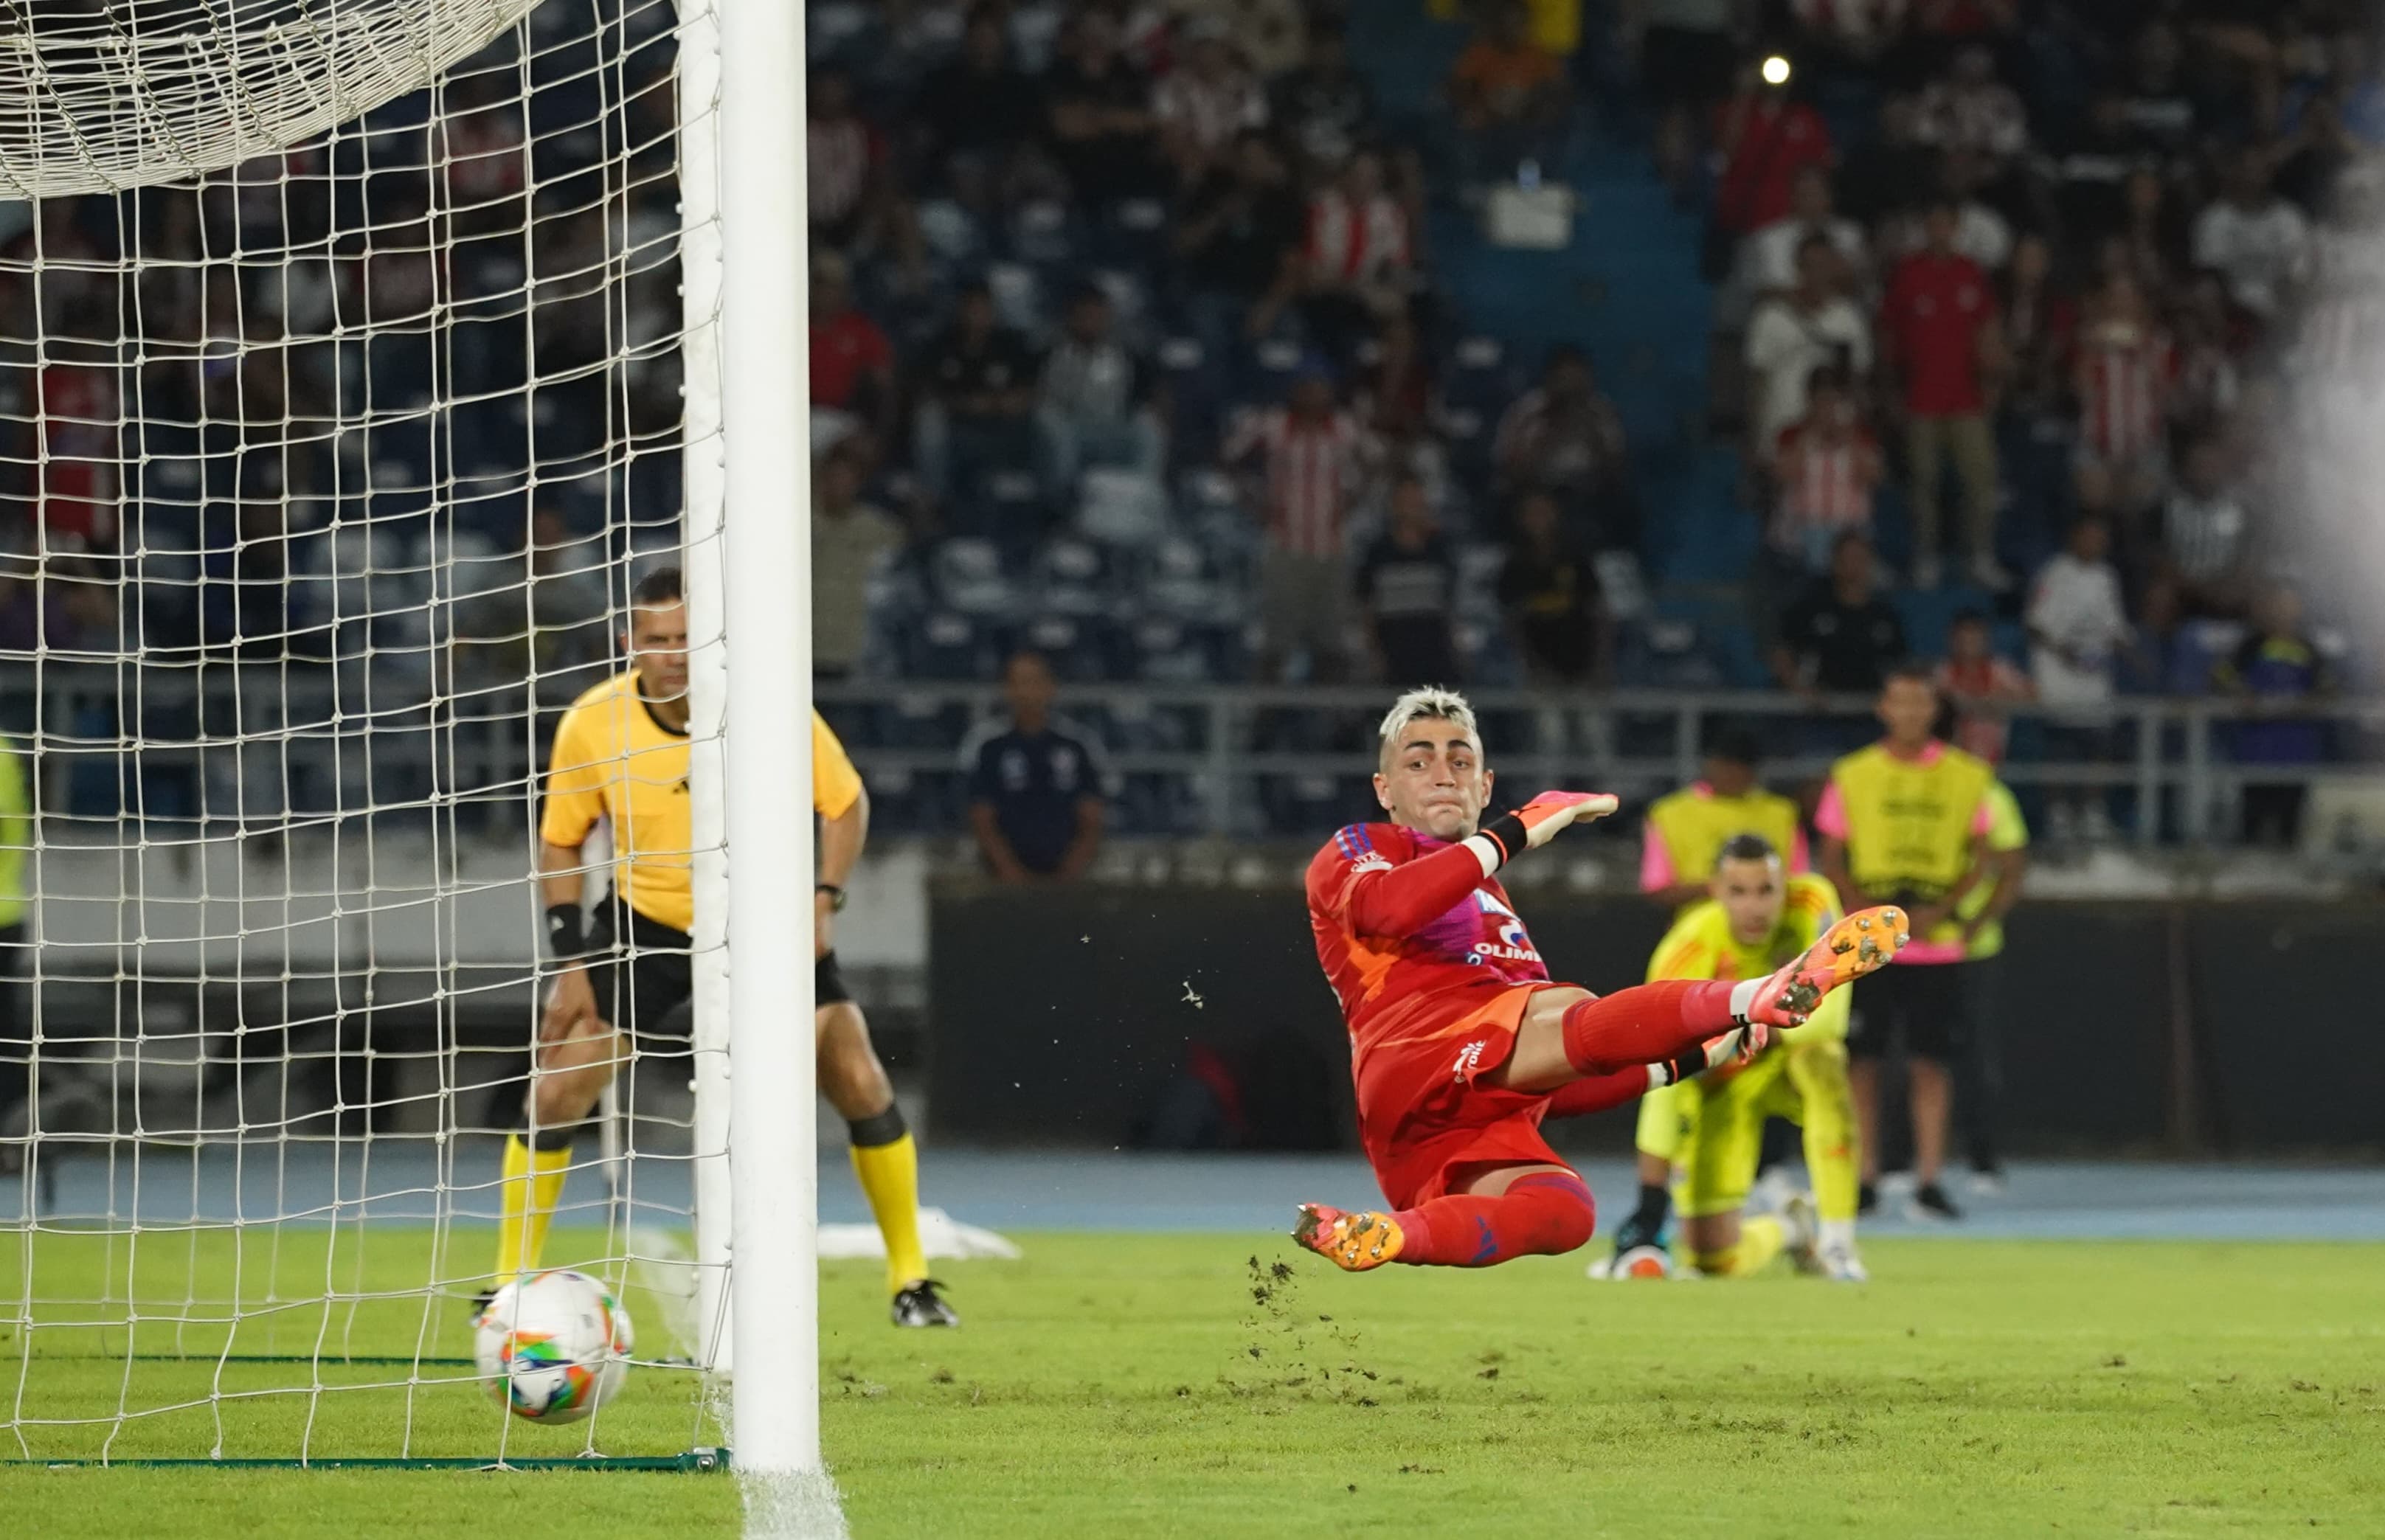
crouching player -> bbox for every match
[1599,834,1868,1282]
[1292,688,1906,1273]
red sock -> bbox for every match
[1542,1064,1653,1120]
[1560,980,1736,1077]
[1392,1172,1596,1267]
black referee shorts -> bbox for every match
[1846,960,1971,1063]
[581,893,694,1051]
[816,949,854,1008]
[579,892,856,1042]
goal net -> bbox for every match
[0,0,744,1466]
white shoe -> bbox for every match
[1966,1168,2006,1198]
[1818,1241,1869,1283]
[1782,1190,1823,1274]
[1911,552,1943,590]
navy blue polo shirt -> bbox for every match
[960,717,1111,874]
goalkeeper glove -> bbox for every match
[1467,791,1620,872]
[1652,1026,1767,1089]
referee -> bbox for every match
[495,566,955,1327]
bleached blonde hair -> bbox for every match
[1377,687,1480,769]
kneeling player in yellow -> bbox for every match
[1599,834,1867,1282]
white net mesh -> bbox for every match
[0,0,727,1464]
[0,0,545,199]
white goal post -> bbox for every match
[0,0,820,1485]
[706,0,820,1485]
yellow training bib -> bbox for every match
[1647,784,1803,901]
[1829,743,1993,902]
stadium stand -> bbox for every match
[2,0,2381,847]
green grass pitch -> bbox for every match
[5,1228,2383,1536]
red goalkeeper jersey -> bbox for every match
[1305,822,1552,1055]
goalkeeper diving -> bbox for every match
[1291,688,1908,1273]
[1594,833,1868,1282]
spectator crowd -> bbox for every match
[803,0,1635,706]
[1701,0,2379,844]
[0,0,2375,847]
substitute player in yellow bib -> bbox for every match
[1818,664,1995,1221]
[491,566,956,1328]
[1638,726,1807,912]
[1599,834,1867,1282]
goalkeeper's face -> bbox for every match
[1374,717,1492,842]
[626,600,690,701]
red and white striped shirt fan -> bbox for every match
[2077,329,2176,464]
[1228,406,1371,559]
[1774,423,1878,542]
[1306,191,1410,286]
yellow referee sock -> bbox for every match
[848,1108,927,1295]
[494,1134,573,1283]
[1692,1215,1786,1278]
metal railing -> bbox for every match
[2,662,2379,847]
[0,659,557,830]
[815,680,2385,848]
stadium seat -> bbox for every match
[1632,616,1727,690]
[1156,334,1228,457]
[1075,468,1169,548]
[1441,335,1515,418]
[1018,614,1110,682]
[1458,620,1524,688]
[1087,268,1148,333]
[1006,0,1065,70]
[1033,537,1112,617]
[1129,616,1223,684]
[913,199,983,268]
[929,538,1025,620]
[856,761,925,833]
[1140,535,1235,624]
[899,610,998,682]
[1453,543,1508,623]
[884,694,969,752]
[985,263,1042,334]
[1093,198,1171,270]
[814,698,882,751]
[1008,200,1079,270]
[1593,549,1650,623]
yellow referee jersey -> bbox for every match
[1645,872,1851,1043]
[540,673,862,933]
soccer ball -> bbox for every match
[474,1269,635,1423]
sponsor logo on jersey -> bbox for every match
[1452,1038,1489,1082]
[1472,889,1542,965]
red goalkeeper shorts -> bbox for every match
[1354,983,1575,1210]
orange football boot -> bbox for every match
[1742,905,1909,1027]
[1292,1204,1406,1272]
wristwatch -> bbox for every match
[816,883,848,912]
